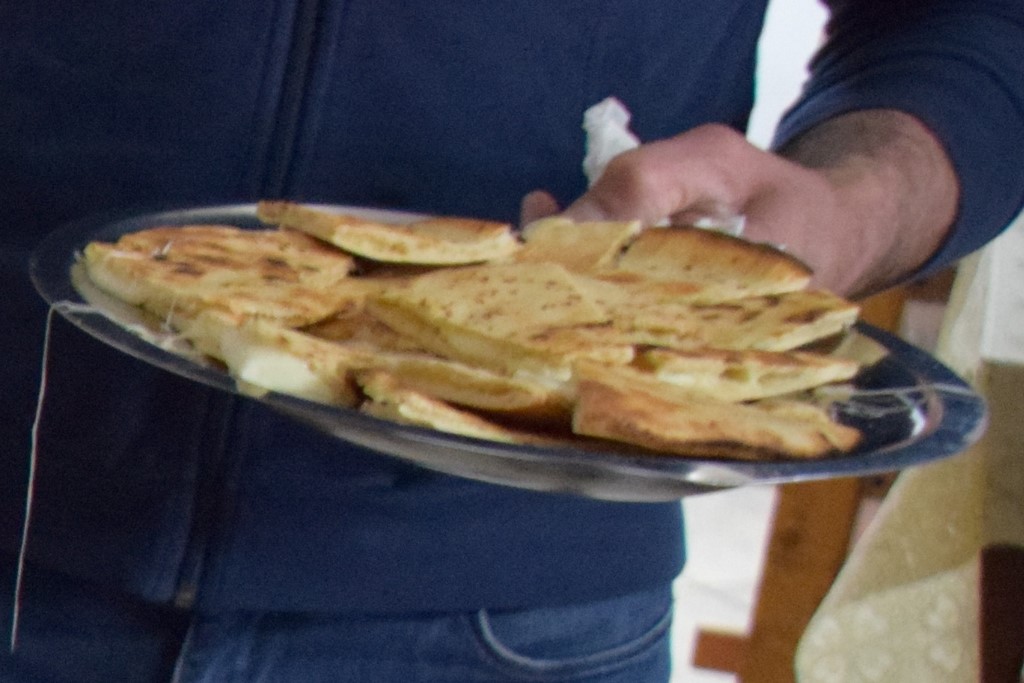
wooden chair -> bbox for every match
[691,274,955,681]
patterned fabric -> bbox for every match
[797,216,1024,681]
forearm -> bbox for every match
[775,109,959,298]
[559,116,958,299]
[775,0,1024,286]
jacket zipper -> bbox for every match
[172,0,326,608]
[261,0,327,198]
[172,389,237,609]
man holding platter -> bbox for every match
[1,1,1021,681]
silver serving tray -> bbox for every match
[30,204,988,502]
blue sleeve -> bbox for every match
[772,0,1024,276]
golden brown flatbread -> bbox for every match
[364,261,633,378]
[80,207,866,462]
[257,200,521,265]
[176,308,363,406]
[608,290,860,352]
[370,261,609,338]
[182,307,573,422]
[514,216,642,271]
[356,370,568,446]
[611,226,812,300]
[302,308,430,354]
[359,354,573,422]
[364,294,634,381]
[82,224,357,326]
[634,346,860,402]
[571,373,861,460]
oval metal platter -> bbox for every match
[30,204,988,502]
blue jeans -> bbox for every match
[1,559,673,682]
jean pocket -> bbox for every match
[470,585,673,681]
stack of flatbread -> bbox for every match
[81,200,866,461]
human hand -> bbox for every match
[521,112,957,298]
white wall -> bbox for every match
[746,0,829,148]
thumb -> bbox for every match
[518,190,562,228]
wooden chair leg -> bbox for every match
[692,478,864,681]
[691,629,748,674]
[692,283,919,679]
[736,478,863,682]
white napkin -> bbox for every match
[581,97,641,188]
[580,97,745,236]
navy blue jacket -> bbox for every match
[2,0,1022,612]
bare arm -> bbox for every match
[541,108,958,298]
[775,109,958,296]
